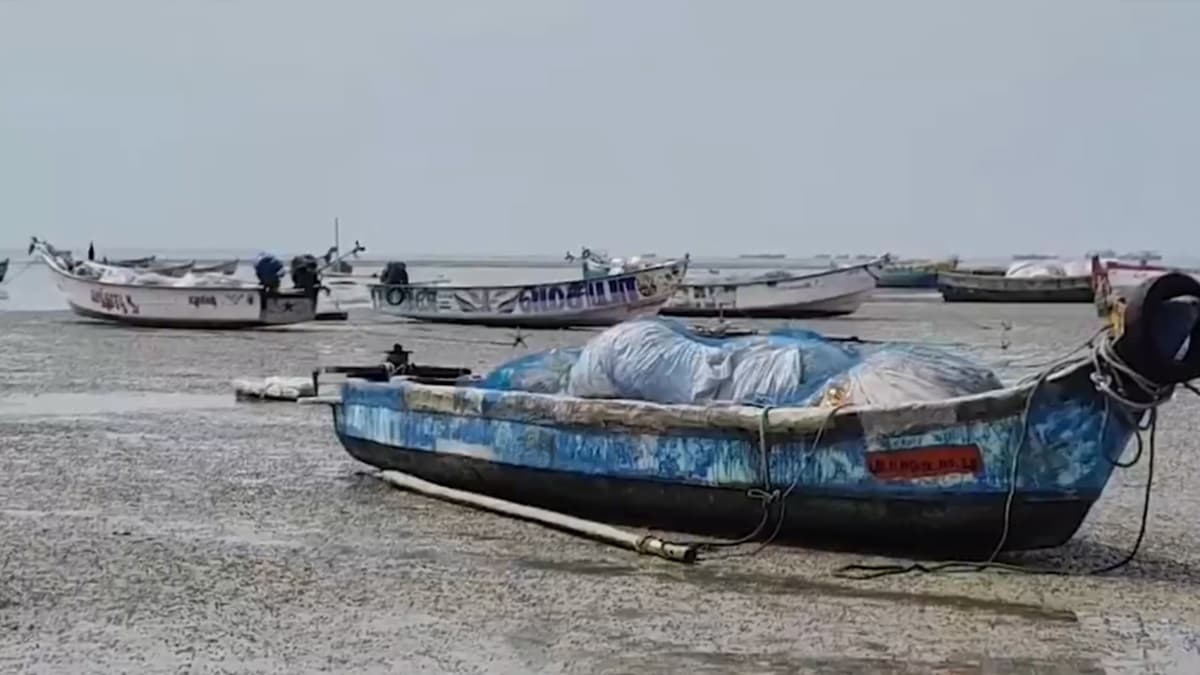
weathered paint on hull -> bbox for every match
[337,430,1095,554]
[333,364,1134,556]
[938,271,1094,303]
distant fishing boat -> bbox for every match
[876,257,958,289]
[937,268,1094,303]
[369,257,689,328]
[316,270,1200,556]
[662,258,884,318]
[940,256,1184,303]
[29,237,320,329]
[322,218,359,276]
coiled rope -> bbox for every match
[835,327,1183,579]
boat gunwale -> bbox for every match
[938,270,1093,289]
[339,359,1094,438]
[366,259,689,293]
[679,258,885,290]
[35,250,294,294]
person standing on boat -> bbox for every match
[88,242,95,261]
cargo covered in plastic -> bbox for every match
[472,318,1004,408]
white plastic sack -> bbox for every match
[809,344,1002,408]
[566,320,734,404]
[563,320,860,406]
[233,377,315,401]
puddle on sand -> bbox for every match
[0,391,235,418]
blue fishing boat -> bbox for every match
[322,274,1200,557]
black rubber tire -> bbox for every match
[1118,272,1200,385]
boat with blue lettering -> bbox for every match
[318,271,1200,556]
[368,257,689,328]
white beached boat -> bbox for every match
[30,237,320,329]
[662,258,885,318]
[369,259,689,327]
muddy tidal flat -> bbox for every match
[2,300,1200,674]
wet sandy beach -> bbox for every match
[2,301,1200,674]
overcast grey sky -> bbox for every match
[2,1,1197,257]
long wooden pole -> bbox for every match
[375,469,698,564]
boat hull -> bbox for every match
[938,272,1094,303]
[661,288,874,318]
[369,260,688,328]
[49,265,317,328]
[332,364,1133,557]
[336,431,1096,553]
[662,261,880,318]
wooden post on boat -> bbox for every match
[374,469,699,564]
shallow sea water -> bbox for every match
[2,288,1200,674]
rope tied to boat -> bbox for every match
[835,326,1190,580]
[692,402,845,560]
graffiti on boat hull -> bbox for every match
[90,289,140,315]
[377,264,686,316]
